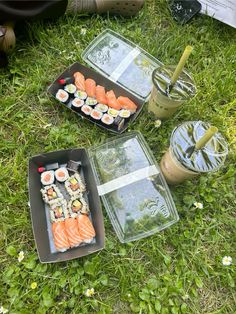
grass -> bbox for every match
[0,0,235,313]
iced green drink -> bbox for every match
[148,65,196,119]
[160,121,228,184]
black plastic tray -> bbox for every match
[28,148,105,263]
[48,62,144,133]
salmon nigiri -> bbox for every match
[85,78,96,97]
[77,214,96,243]
[117,96,137,113]
[64,217,83,247]
[73,71,85,91]
[95,85,108,105]
[106,90,121,110]
[52,221,70,252]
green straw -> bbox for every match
[167,45,193,93]
[195,126,218,150]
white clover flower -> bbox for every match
[222,256,232,266]
[154,119,162,128]
[193,202,203,209]
[0,306,8,314]
[18,251,24,262]
[85,288,95,297]
[80,28,87,36]
[127,293,131,298]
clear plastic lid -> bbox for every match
[88,132,179,243]
[82,29,163,101]
[171,121,228,173]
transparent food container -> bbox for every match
[82,29,163,101]
[88,131,179,243]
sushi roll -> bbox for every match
[101,114,114,125]
[68,196,89,217]
[50,199,68,222]
[71,98,84,111]
[64,84,76,95]
[74,90,87,100]
[114,116,125,131]
[41,184,64,206]
[119,109,131,118]
[107,108,119,118]
[81,105,92,116]
[41,170,54,186]
[52,221,70,252]
[77,214,96,243]
[65,173,86,196]
[55,167,69,182]
[56,89,69,104]
[95,103,108,113]
[90,109,103,120]
[86,97,97,106]
[64,217,83,248]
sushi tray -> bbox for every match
[28,148,104,263]
[48,62,143,134]
[28,132,179,263]
[48,29,163,133]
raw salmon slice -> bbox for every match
[85,78,96,97]
[77,214,96,242]
[74,71,85,91]
[52,221,70,252]
[95,85,108,104]
[117,96,137,113]
[106,90,121,110]
[64,217,83,247]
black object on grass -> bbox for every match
[169,0,202,24]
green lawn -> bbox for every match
[0,1,235,313]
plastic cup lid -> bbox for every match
[171,121,228,173]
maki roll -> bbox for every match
[101,114,114,125]
[107,108,119,118]
[55,167,69,182]
[50,199,68,222]
[52,221,70,252]
[114,116,125,131]
[95,103,108,113]
[65,173,86,196]
[74,90,87,100]
[56,89,69,104]
[64,84,76,95]
[119,109,131,118]
[91,109,103,120]
[41,170,54,186]
[77,214,96,243]
[86,97,97,106]
[81,105,92,116]
[41,184,64,206]
[71,98,84,111]
[68,196,89,217]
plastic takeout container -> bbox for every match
[48,29,162,133]
[82,29,163,101]
[28,132,179,262]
